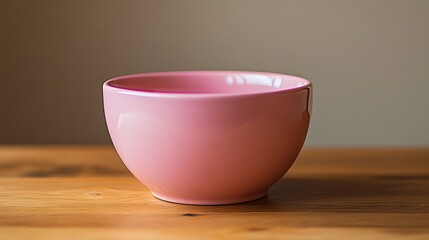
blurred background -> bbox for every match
[1,0,428,146]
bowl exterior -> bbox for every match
[103,84,311,205]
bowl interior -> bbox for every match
[107,71,310,95]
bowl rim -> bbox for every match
[103,70,312,99]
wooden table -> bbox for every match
[1,146,428,239]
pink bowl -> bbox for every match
[103,71,312,205]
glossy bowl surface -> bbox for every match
[103,71,312,205]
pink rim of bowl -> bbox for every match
[103,71,312,205]
[105,71,311,98]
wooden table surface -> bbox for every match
[0,146,428,239]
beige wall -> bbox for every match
[1,0,428,146]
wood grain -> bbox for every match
[0,146,428,239]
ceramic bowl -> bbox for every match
[103,71,312,205]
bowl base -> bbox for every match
[151,191,267,205]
